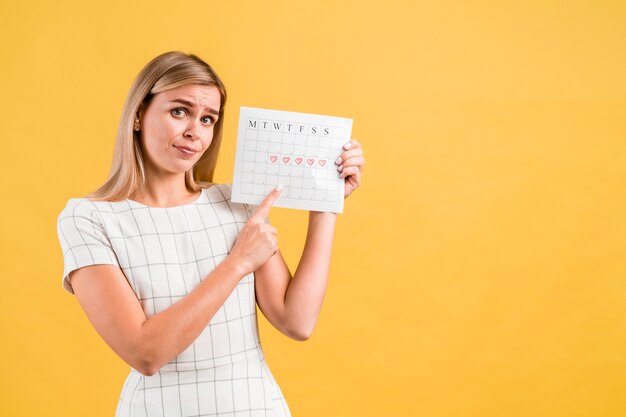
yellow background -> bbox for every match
[1,1,625,416]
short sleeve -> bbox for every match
[57,199,119,294]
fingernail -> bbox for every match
[344,142,352,150]
[335,157,342,165]
[338,165,343,171]
[276,184,283,191]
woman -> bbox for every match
[57,51,364,417]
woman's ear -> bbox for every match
[133,106,144,132]
[135,105,146,126]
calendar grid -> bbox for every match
[232,107,352,213]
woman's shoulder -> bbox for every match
[59,197,99,218]
[202,183,255,219]
[57,196,120,227]
[57,198,110,240]
[201,182,233,201]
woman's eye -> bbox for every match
[172,108,187,117]
[201,116,214,125]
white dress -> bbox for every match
[57,184,292,417]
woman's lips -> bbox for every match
[174,145,198,156]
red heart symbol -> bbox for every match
[307,158,314,166]
[295,157,303,165]
[318,159,326,167]
[283,156,291,164]
[270,155,278,163]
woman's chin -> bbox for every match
[153,163,195,177]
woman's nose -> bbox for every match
[184,118,201,140]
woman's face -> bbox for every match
[138,84,221,177]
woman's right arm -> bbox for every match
[71,187,281,376]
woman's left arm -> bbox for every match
[254,139,364,341]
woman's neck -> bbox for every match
[132,172,199,208]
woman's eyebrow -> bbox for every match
[170,98,219,115]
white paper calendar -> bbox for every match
[231,106,353,213]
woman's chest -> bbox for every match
[99,202,247,301]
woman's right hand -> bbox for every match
[228,186,283,276]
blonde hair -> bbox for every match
[89,51,227,201]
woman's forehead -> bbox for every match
[158,84,221,109]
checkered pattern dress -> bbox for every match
[57,184,292,417]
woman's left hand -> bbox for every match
[337,139,365,199]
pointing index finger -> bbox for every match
[250,185,282,222]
